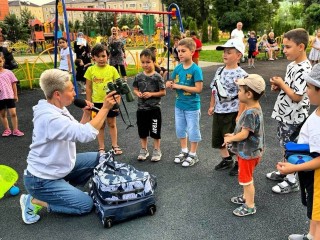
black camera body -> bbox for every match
[107,79,135,102]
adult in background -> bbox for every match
[231,22,244,41]
[20,69,119,224]
[190,31,202,65]
[74,32,91,66]
[267,32,279,60]
[108,27,127,81]
[231,22,245,63]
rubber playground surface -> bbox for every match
[1,58,311,240]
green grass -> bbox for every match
[200,50,224,62]
[15,63,142,89]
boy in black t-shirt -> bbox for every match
[132,49,166,162]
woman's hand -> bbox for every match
[102,91,120,110]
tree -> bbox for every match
[211,18,219,42]
[82,12,97,36]
[3,14,27,42]
[202,20,209,43]
[305,3,320,33]
[189,20,197,35]
[215,0,280,33]
[162,0,214,26]
[74,20,81,33]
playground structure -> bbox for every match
[55,0,183,95]
[9,1,184,91]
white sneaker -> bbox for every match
[288,233,312,240]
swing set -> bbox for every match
[53,0,184,95]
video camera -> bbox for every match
[107,79,135,103]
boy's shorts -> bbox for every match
[238,155,260,185]
[136,108,162,139]
[211,112,238,148]
[277,121,304,147]
[298,169,320,220]
[175,107,201,142]
[93,102,119,118]
[248,50,256,59]
[0,99,16,110]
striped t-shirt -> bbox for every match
[0,69,18,100]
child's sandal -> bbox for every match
[112,146,123,155]
[99,148,105,154]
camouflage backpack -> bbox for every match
[90,151,156,204]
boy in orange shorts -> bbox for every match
[223,74,266,216]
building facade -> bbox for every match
[42,0,163,23]
[8,1,43,22]
[0,0,10,21]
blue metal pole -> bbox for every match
[54,0,59,68]
[61,0,78,96]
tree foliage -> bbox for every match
[211,17,219,42]
[1,14,29,42]
[305,3,320,32]
[202,20,209,43]
[214,0,279,33]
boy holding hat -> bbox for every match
[223,74,266,217]
[208,38,248,176]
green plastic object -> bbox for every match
[0,165,18,199]
[143,15,155,36]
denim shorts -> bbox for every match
[175,107,201,142]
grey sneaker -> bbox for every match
[137,148,149,161]
[182,155,199,167]
[174,151,188,163]
[288,234,311,240]
[151,149,162,162]
[272,178,299,194]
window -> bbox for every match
[129,3,136,8]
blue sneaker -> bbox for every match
[20,194,40,224]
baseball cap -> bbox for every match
[303,63,320,88]
[236,74,266,94]
[216,39,245,56]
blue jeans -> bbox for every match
[23,152,99,215]
[175,107,201,142]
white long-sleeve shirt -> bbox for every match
[27,100,99,179]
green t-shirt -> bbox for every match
[84,64,120,103]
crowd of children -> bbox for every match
[3,27,320,238]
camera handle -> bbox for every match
[114,94,134,129]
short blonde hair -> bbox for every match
[40,69,70,99]
[178,37,196,51]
